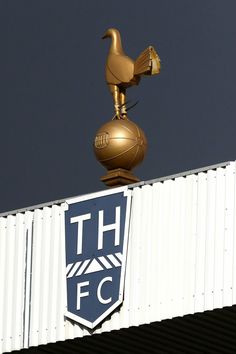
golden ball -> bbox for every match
[93,118,147,171]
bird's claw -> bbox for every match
[120,113,128,120]
[112,113,122,120]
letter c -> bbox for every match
[97,277,112,304]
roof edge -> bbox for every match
[0,160,233,217]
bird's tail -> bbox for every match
[134,46,161,76]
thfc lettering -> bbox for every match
[70,207,121,310]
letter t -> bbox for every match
[70,213,91,254]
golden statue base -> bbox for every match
[101,168,140,187]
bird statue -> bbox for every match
[102,28,161,119]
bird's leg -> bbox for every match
[120,89,127,119]
[112,85,121,119]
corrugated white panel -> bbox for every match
[63,162,236,340]
[0,211,33,353]
[28,206,66,347]
[1,161,236,353]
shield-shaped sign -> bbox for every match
[64,187,131,328]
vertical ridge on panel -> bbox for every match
[167,178,177,318]
[29,209,43,347]
[146,183,158,323]
[11,213,26,351]
[194,172,208,313]
[59,205,68,339]
[159,180,173,320]
[2,215,16,353]
[37,208,52,345]
[223,164,235,307]
[0,217,7,354]
[119,190,133,329]
[232,162,236,303]
[171,177,186,318]
[52,206,66,341]
[183,174,198,315]
[204,170,216,311]
[64,318,78,341]
[23,211,34,350]
[150,182,163,322]
[127,187,143,326]
[155,180,168,321]
[45,206,58,343]
[214,168,226,309]
[50,205,66,342]
[104,306,119,332]
[138,185,153,324]
[65,318,85,340]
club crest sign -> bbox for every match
[64,188,131,328]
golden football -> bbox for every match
[94,118,147,171]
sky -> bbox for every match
[1,0,236,213]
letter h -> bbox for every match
[98,206,121,250]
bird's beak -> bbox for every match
[102,32,108,39]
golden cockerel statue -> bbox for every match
[102,28,161,119]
